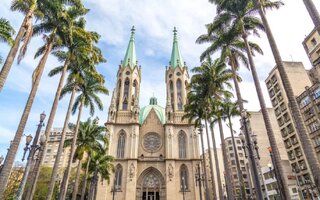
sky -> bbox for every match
[0,0,320,159]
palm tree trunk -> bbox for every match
[227,116,246,199]
[217,119,233,200]
[209,121,223,200]
[241,25,290,198]
[204,119,216,200]
[59,100,84,200]
[302,0,320,27]
[199,126,210,200]
[230,62,259,198]
[72,159,82,200]
[0,10,33,91]
[0,40,53,199]
[81,157,91,200]
[253,0,320,191]
[88,170,98,200]
[46,86,77,200]
[27,56,70,199]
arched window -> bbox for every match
[116,80,121,109]
[180,165,188,190]
[169,81,174,109]
[117,131,126,158]
[115,164,123,189]
[123,78,130,110]
[179,131,187,158]
[177,79,183,110]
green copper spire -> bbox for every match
[123,26,137,69]
[170,27,184,69]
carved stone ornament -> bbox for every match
[168,164,174,180]
[129,163,135,179]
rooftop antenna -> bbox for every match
[290,54,294,62]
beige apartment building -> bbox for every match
[296,84,320,162]
[265,61,313,199]
[303,27,320,84]
[223,136,252,199]
[41,128,73,169]
[202,148,226,200]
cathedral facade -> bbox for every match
[97,27,201,200]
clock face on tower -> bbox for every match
[143,132,161,152]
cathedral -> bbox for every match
[96,26,201,200]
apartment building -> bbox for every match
[265,61,313,199]
[224,136,252,199]
[42,128,73,168]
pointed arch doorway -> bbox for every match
[136,167,166,200]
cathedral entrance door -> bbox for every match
[141,172,160,200]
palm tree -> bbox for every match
[252,0,320,191]
[183,92,210,200]
[64,117,107,200]
[56,75,108,200]
[0,18,15,64]
[302,0,320,27]
[0,1,77,198]
[0,0,38,90]
[220,100,246,199]
[208,0,291,198]
[87,149,114,200]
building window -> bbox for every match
[313,88,320,99]
[47,149,52,153]
[311,38,317,46]
[300,96,311,108]
[114,164,123,189]
[177,79,183,110]
[287,123,294,134]
[180,165,188,190]
[314,136,320,147]
[179,131,187,158]
[117,131,126,158]
[294,147,302,157]
[309,121,320,133]
[122,78,130,110]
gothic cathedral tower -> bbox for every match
[97,27,201,200]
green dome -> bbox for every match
[139,97,165,125]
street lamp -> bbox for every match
[181,176,186,200]
[268,147,283,200]
[16,112,46,200]
[198,126,210,200]
[111,178,117,200]
[239,110,264,200]
[194,162,204,200]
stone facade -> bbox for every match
[96,27,201,200]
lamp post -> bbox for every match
[267,147,283,200]
[240,110,264,200]
[111,178,117,200]
[195,162,203,200]
[181,176,186,200]
[16,112,46,200]
[198,126,210,200]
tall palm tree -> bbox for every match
[183,92,210,200]
[0,18,15,64]
[87,148,114,200]
[0,1,76,198]
[0,0,38,91]
[252,0,320,191]
[208,0,291,198]
[57,75,108,200]
[64,117,107,200]
[220,100,246,199]
[302,0,320,27]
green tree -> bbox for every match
[87,149,114,200]
[0,1,80,198]
[208,0,291,198]
[0,18,15,64]
[252,0,320,191]
[64,117,107,200]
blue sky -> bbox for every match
[0,0,320,160]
